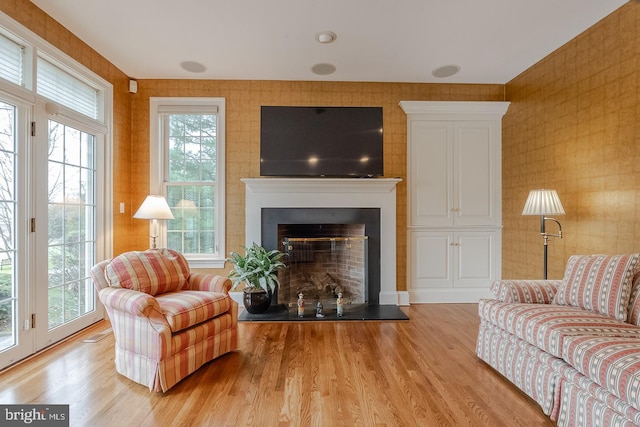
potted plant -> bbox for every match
[227,243,286,314]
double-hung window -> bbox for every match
[150,98,225,268]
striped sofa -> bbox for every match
[477,254,640,426]
[90,249,238,392]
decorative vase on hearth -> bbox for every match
[242,286,272,314]
[227,243,286,314]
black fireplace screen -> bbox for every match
[261,207,381,305]
[280,236,368,307]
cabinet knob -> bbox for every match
[450,207,461,212]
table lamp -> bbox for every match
[133,195,174,249]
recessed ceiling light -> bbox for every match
[315,31,337,44]
[432,64,461,78]
[180,61,207,73]
[311,63,336,75]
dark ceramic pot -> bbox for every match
[243,288,271,314]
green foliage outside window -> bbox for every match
[166,114,217,255]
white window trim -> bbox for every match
[149,97,226,268]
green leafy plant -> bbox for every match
[227,243,286,294]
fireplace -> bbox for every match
[240,177,402,310]
[262,208,380,307]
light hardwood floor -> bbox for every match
[0,304,553,426]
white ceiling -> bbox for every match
[29,0,628,84]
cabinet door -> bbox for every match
[409,121,453,226]
[454,122,499,226]
[409,230,498,291]
[454,231,496,288]
[409,230,453,289]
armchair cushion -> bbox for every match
[156,291,232,333]
[553,254,640,322]
[105,249,189,296]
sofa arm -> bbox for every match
[187,273,232,294]
[98,287,163,317]
[490,279,562,304]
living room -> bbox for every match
[1,0,639,425]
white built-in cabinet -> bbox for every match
[400,101,510,303]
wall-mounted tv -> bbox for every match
[260,106,383,177]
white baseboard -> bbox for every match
[408,288,493,303]
[378,291,401,305]
[397,291,410,306]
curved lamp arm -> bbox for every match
[540,216,563,279]
[541,216,563,241]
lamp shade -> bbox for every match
[522,189,565,216]
[133,195,175,220]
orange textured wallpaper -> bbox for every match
[3,0,504,293]
[502,2,640,279]
[131,81,504,289]
[8,0,639,292]
[2,0,134,255]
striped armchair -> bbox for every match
[90,249,238,392]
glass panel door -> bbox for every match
[36,117,99,349]
[0,101,17,351]
[0,98,30,367]
[47,120,96,328]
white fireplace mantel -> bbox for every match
[242,177,403,305]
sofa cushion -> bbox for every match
[490,279,562,304]
[479,299,640,358]
[562,336,640,411]
[105,249,189,296]
[553,254,640,322]
[156,291,232,333]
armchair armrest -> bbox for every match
[98,287,163,317]
[187,273,232,294]
[98,287,171,359]
[490,279,562,304]
[90,260,111,291]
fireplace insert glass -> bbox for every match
[280,236,368,317]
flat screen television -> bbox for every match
[260,106,383,177]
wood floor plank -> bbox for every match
[0,304,554,426]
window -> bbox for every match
[37,57,100,120]
[150,98,225,268]
[0,33,23,87]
